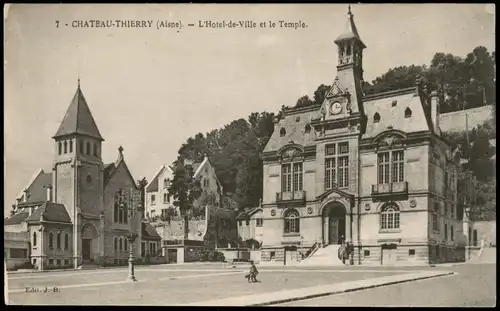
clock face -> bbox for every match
[330,102,342,115]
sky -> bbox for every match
[4,4,495,214]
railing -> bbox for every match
[303,241,319,260]
[371,182,408,196]
[276,190,306,203]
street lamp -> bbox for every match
[116,188,144,282]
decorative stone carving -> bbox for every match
[410,199,417,208]
[271,209,276,216]
[307,207,313,215]
[364,203,371,211]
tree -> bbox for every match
[295,95,314,108]
[167,159,202,240]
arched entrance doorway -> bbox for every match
[81,223,99,263]
[322,202,346,245]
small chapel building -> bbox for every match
[4,81,154,270]
[259,6,465,266]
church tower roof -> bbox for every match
[334,5,366,49]
[53,79,104,141]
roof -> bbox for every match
[362,88,432,139]
[236,207,262,220]
[145,165,173,193]
[439,105,494,133]
[25,202,71,224]
[4,211,29,226]
[263,108,320,153]
[142,222,162,240]
[103,150,138,191]
[334,6,366,48]
[16,170,52,205]
[53,84,104,141]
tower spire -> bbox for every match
[77,73,80,89]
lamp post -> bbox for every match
[116,188,144,282]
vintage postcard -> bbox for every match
[4,3,496,306]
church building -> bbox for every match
[5,81,150,270]
[259,6,465,266]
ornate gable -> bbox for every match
[326,76,349,99]
[277,142,304,163]
[373,130,408,151]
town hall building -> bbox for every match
[259,6,465,266]
[4,81,158,270]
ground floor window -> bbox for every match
[56,259,61,266]
[284,209,300,234]
[64,259,69,266]
[48,259,54,266]
[9,248,28,259]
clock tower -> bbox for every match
[321,5,366,121]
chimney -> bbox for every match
[28,207,33,216]
[23,189,28,203]
[46,186,52,202]
[430,91,440,134]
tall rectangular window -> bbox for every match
[451,225,454,241]
[325,142,349,189]
[432,203,439,231]
[293,163,303,191]
[444,223,448,240]
[378,150,404,184]
[392,151,404,182]
[281,164,292,192]
[378,152,390,184]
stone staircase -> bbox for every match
[299,245,346,266]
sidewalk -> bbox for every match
[178,270,455,306]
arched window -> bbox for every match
[280,128,286,137]
[123,206,128,224]
[64,233,69,250]
[114,237,118,251]
[58,142,62,155]
[374,112,381,123]
[80,141,84,154]
[49,232,54,249]
[63,141,68,154]
[69,140,73,153]
[284,209,300,234]
[124,239,128,251]
[57,232,61,249]
[33,232,37,247]
[305,124,311,133]
[381,204,400,230]
[93,143,98,157]
[86,142,91,155]
[114,202,119,223]
[119,237,123,251]
[404,108,412,118]
[346,43,351,56]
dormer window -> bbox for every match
[374,112,381,123]
[295,116,300,122]
[392,100,398,107]
[280,128,286,137]
[405,108,412,118]
[69,141,73,153]
[305,124,311,133]
[63,141,68,154]
[86,142,91,155]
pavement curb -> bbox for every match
[254,271,456,306]
[181,270,455,306]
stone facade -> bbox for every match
[259,7,465,266]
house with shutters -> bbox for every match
[4,80,160,270]
[259,6,465,266]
